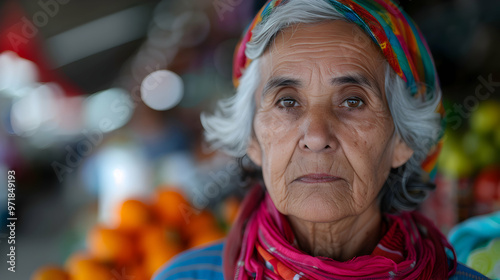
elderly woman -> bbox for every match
[154,0,487,279]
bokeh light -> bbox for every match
[140,70,184,111]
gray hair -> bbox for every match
[201,0,442,213]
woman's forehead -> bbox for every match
[260,21,385,92]
[274,21,371,45]
[263,20,384,68]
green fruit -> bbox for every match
[494,126,500,148]
[462,131,498,169]
[474,141,498,169]
[440,149,474,177]
[470,100,500,134]
[438,133,474,177]
[467,249,493,277]
[462,131,481,156]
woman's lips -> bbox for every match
[295,173,341,183]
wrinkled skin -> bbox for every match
[247,21,413,261]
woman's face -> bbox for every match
[247,21,413,223]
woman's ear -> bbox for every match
[246,136,262,167]
[392,134,414,168]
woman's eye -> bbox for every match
[342,98,364,108]
[278,98,298,108]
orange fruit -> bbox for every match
[87,225,136,265]
[117,199,153,232]
[66,254,113,280]
[128,265,149,280]
[188,228,226,248]
[222,197,241,225]
[31,265,69,280]
[153,188,190,228]
[144,245,183,278]
[138,224,183,255]
[138,224,184,278]
[182,210,219,239]
[114,264,149,280]
[65,252,90,270]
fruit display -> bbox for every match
[422,100,500,231]
[439,100,500,176]
[467,238,500,279]
[31,187,240,280]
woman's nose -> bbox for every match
[299,109,337,152]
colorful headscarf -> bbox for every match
[223,185,457,279]
[232,0,445,180]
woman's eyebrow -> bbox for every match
[330,74,372,89]
[261,74,377,99]
[262,77,302,98]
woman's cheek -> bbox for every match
[256,111,297,203]
[338,109,392,145]
[256,110,297,147]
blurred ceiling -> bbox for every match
[10,0,159,93]
[2,0,498,96]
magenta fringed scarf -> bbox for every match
[223,185,457,279]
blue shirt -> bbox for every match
[153,240,488,280]
[153,240,224,280]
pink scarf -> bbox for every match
[223,185,457,279]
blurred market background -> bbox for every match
[0,0,499,279]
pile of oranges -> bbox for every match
[32,187,240,280]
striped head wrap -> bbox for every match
[232,0,444,180]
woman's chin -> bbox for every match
[286,195,357,223]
